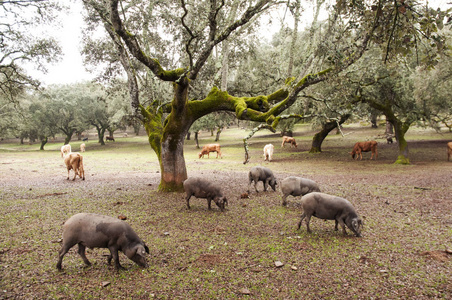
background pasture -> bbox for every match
[1,125,451,299]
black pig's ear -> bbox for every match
[145,244,150,254]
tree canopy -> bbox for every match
[0,0,62,99]
[79,0,451,190]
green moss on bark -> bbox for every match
[139,104,163,161]
[309,147,321,153]
[394,155,410,164]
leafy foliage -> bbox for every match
[0,0,62,99]
[79,0,451,188]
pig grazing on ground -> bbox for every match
[56,213,149,271]
[281,176,321,206]
[183,177,227,211]
[248,166,277,193]
[297,192,363,237]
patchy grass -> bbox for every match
[1,125,451,299]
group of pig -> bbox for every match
[184,166,362,239]
[57,166,362,271]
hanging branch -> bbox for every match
[243,124,275,164]
[180,0,196,71]
[384,0,399,64]
[243,113,313,164]
[189,0,274,80]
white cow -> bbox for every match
[60,144,71,158]
[263,144,274,162]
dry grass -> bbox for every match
[1,125,451,299]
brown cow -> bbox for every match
[64,152,85,180]
[447,142,452,161]
[281,136,297,148]
[350,141,378,160]
[199,144,222,159]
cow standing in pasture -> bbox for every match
[263,144,274,161]
[199,144,222,159]
[281,136,297,148]
[350,141,378,160]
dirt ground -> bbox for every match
[0,127,451,299]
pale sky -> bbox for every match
[26,0,451,86]
[25,1,94,86]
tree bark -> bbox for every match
[287,0,300,77]
[370,111,378,128]
[361,95,412,164]
[64,131,74,145]
[393,119,410,164]
[385,120,393,135]
[309,114,350,153]
[194,131,199,149]
[40,136,48,150]
[158,82,192,191]
[96,127,106,145]
[215,127,222,142]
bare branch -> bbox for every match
[180,0,195,70]
[384,0,399,64]
[242,123,275,164]
[106,0,185,82]
[189,0,274,80]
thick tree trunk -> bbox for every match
[362,96,411,164]
[96,127,106,145]
[158,82,191,192]
[133,122,141,135]
[310,115,350,153]
[215,127,222,142]
[370,112,378,128]
[385,121,394,135]
[64,133,72,145]
[393,120,410,164]
[194,131,199,149]
[160,131,188,191]
[40,137,48,150]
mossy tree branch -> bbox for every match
[108,0,186,82]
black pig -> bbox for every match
[183,177,227,211]
[56,213,149,270]
[248,166,277,193]
[297,192,363,237]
